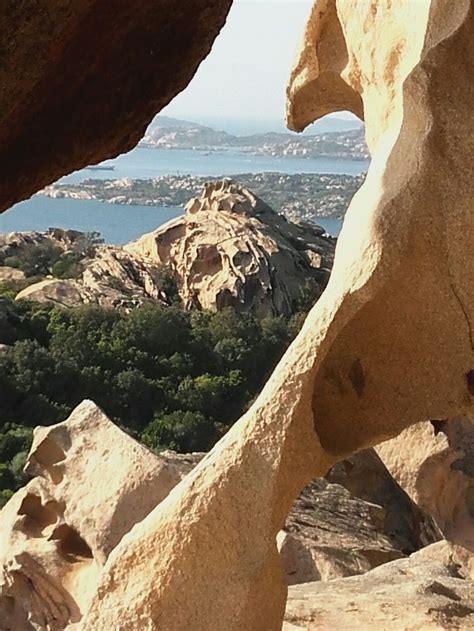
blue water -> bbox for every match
[61,147,368,183]
[2,148,364,242]
[0,198,183,245]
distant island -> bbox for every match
[140,115,369,161]
[42,172,365,223]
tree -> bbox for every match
[141,410,215,453]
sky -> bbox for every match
[161,0,357,133]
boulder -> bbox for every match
[0,403,441,628]
[0,267,26,281]
[0,0,233,212]
[0,401,191,628]
[13,243,171,309]
[280,448,440,585]
[16,278,89,307]
[283,542,474,630]
[127,180,335,316]
[376,417,474,550]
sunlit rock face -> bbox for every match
[0,0,232,213]
[1,0,473,629]
[283,542,474,631]
[377,417,474,551]
[78,2,474,629]
[127,180,335,317]
[0,401,195,629]
[0,403,439,629]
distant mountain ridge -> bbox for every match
[142,115,368,160]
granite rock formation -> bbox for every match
[79,1,474,629]
[2,229,171,309]
[377,417,474,550]
[9,187,335,315]
[127,180,335,316]
[283,542,474,630]
[0,0,232,213]
[0,401,193,629]
[0,0,473,628]
[15,247,170,310]
[0,402,442,629]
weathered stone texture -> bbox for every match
[127,180,335,316]
[80,2,473,628]
[0,0,232,213]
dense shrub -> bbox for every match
[0,298,308,501]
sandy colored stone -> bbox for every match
[15,278,89,307]
[12,191,334,313]
[0,401,193,629]
[0,267,26,281]
[0,404,441,628]
[126,180,334,316]
[0,0,232,213]
[376,417,474,550]
[283,542,474,630]
[279,449,439,585]
[80,2,474,629]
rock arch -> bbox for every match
[78,1,474,629]
[0,0,472,629]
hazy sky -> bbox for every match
[162,1,316,125]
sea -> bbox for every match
[0,147,368,244]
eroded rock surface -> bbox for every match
[0,401,191,629]
[0,0,233,213]
[10,187,335,315]
[1,403,443,629]
[79,1,474,629]
[280,448,440,585]
[377,417,474,550]
[127,180,335,316]
[283,543,474,630]
[1,0,473,629]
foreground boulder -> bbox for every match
[284,542,474,630]
[127,180,335,316]
[0,401,190,629]
[0,402,440,628]
[0,0,233,213]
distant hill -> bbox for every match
[142,116,368,160]
[151,114,363,136]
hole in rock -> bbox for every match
[50,524,93,560]
[33,437,66,467]
[31,437,66,484]
[18,494,63,536]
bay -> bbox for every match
[0,198,183,245]
[2,147,362,242]
[59,147,368,184]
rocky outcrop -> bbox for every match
[1,0,473,629]
[12,184,335,315]
[78,2,474,629]
[0,402,443,629]
[376,417,474,550]
[10,238,170,309]
[280,448,440,585]
[0,266,25,281]
[283,542,474,630]
[127,180,335,316]
[0,401,194,629]
[0,0,232,213]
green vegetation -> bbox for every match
[0,297,306,504]
[0,231,104,285]
[2,240,63,277]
